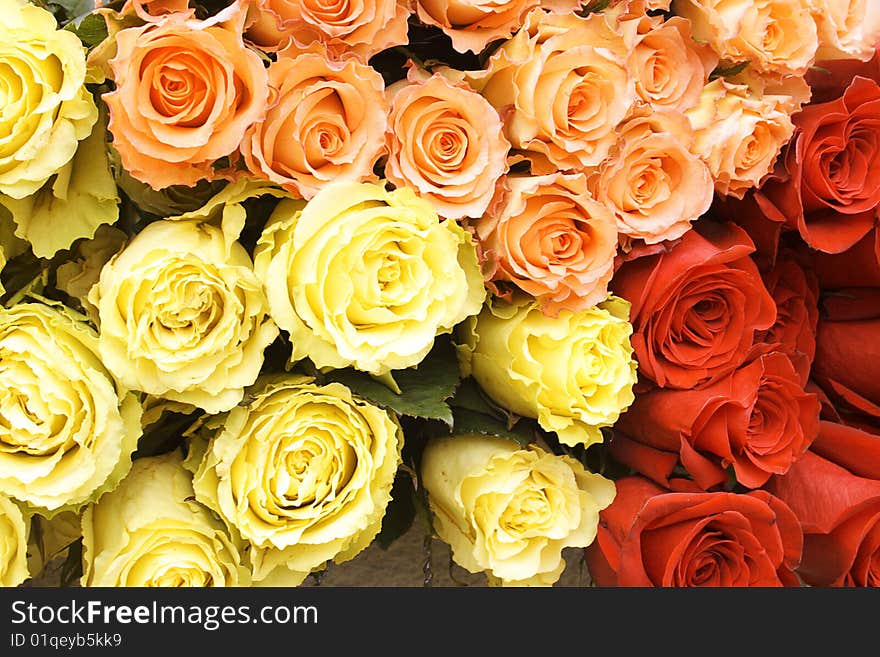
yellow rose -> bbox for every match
[90,219,279,414]
[0,303,142,514]
[81,451,251,586]
[672,0,819,76]
[421,434,615,586]
[0,0,97,199]
[686,75,809,199]
[810,0,880,62]
[254,180,485,375]
[458,295,637,448]
[192,375,402,584]
[470,9,634,173]
[0,494,29,587]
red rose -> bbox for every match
[811,226,880,290]
[754,77,880,254]
[585,476,803,587]
[756,249,819,384]
[613,351,819,490]
[812,287,880,424]
[805,48,880,104]
[611,221,776,390]
[765,434,880,587]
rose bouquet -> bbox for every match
[0,0,878,588]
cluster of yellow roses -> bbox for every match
[0,0,878,589]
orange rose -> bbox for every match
[470,9,634,174]
[245,0,410,60]
[810,0,880,62]
[672,0,819,77]
[470,173,618,316]
[241,48,386,199]
[105,10,268,190]
[686,75,809,199]
[588,110,713,245]
[413,0,580,55]
[625,15,718,113]
[385,70,509,220]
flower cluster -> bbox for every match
[0,0,878,589]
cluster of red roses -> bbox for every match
[585,53,880,587]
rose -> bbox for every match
[805,46,880,103]
[588,109,713,245]
[470,9,634,173]
[811,287,880,424]
[421,434,615,586]
[254,180,485,375]
[810,227,880,289]
[81,452,251,586]
[765,425,880,586]
[0,495,28,587]
[756,249,819,384]
[614,351,820,490]
[0,303,142,514]
[811,420,880,479]
[457,294,637,448]
[470,173,617,315]
[0,0,97,199]
[413,0,579,54]
[385,70,509,221]
[585,476,803,586]
[754,76,880,254]
[810,0,880,62]
[626,15,718,113]
[192,375,402,584]
[611,221,777,390]
[104,9,268,190]
[245,0,409,60]
[241,48,387,200]
[671,0,819,77]
[686,76,806,199]
[89,219,279,414]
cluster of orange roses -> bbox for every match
[97,0,863,317]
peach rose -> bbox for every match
[686,75,810,199]
[672,0,819,77]
[245,0,410,60]
[625,15,718,113]
[385,70,509,220]
[810,0,880,62]
[241,48,386,200]
[104,8,268,190]
[470,173,618,316]
[413,0,580,55]
[470,9,634,174]
[588,110,713,245]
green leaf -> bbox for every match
[451,408,537,448]
[325,338,461,425]
[578,0,611,16]
[375,470,417,550]
[448,378,537,447]
[709,60,750,80]
[49,0,95,23]
[64,13,109,49]
[59,538,83,587]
